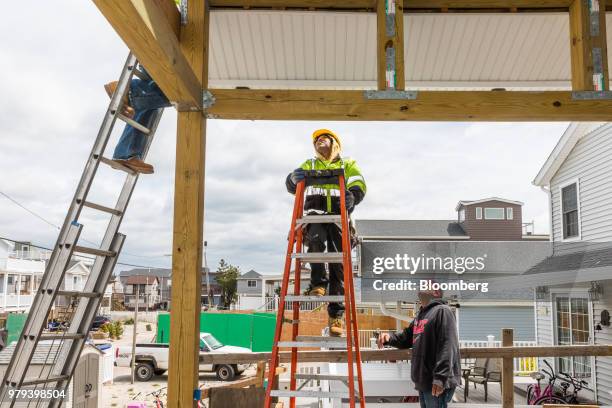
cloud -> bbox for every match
[0,1,565,275]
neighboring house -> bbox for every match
[0,240,46,312]
[123,275,160,310]
[201,267,222,307]
[521,122,612,404]
[356,197,549,342]
[236,269,311,310]
[119,268,172,309]
[55,260,93,308]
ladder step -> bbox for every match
[278,341,347,348]
[99,156,137,174]
[21,375,70,386]
[81,200,122,216]
[291,253,344,263]
[296,335,345,343]
[74,245,116,258]
[117,113,151,135]
[270,390,351,398]
[39,333,86,341]
[294,373,352,381]
[56,290,102,298]
[285,295,345,302]
[296,215,341,224]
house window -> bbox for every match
[7,275,18,295]
[458,209,465,222]
[476,207,482,220]
[484,208,505,220]
[506,207,513,220]
[555,296,591,378]
[20,276,32,295]
[247,280,257,288]
[561,183,579,239]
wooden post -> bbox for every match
[377,0,405,90]
[167,0,209,406]
[569,0,609,90]
[130,285,139,384]
[501,328,514,408]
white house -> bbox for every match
[515,122,612,405]
[0,240,98,313]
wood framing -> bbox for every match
[205,89,612,121]
[197,344,612,364]
[93,0,202,109]
[377,0,405,90]
[167,1,209,407]
[501,329,514,408]
[569,0,609,90]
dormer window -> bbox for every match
[475,207,482,219]
[458,209,465,222]
[506,207,514,220]
[484,208,505,220]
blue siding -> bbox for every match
[459,306,535,341]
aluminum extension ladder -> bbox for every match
[0,53,164,407]
[264,169,366,408]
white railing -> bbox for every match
[264,296,327,312]
[459,339,538,375]
[8,250,51,261]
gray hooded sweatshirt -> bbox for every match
[384,299,462,391]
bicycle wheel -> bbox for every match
[526,385,535,404]
[533,395,567,405]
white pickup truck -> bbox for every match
[115,332,252,381]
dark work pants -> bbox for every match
[306,223,344,318]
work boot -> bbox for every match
[112,157,154,174]
[305,285,326,296]
[104,81,135,118]
[328,316,344,337]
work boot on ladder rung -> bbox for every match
[305,285,326,297]
[328,316,344,337]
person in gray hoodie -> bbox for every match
[377,288,461,408]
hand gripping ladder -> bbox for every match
[264,169,365,408]
[0,53,164,407]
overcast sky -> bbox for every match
[0,1,568,274]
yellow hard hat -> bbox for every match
[312,129,341,148]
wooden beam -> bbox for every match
[377,0,405,90]
[569,0,609,90]
[205,89,612,121]
[167,1,209,407]
[198,344,612,364]
[501,329,514,408]
[208,0,575,10]
[92,0,202,109]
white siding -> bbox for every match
[550,124,612,254]
[593,282,612,406]
[535,299,555,370]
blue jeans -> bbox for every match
[419,386,455,408]
[113,73,171,160]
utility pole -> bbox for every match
[204,241,212,307]
[130,285,139,384]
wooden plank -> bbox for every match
[167,1,209,407]
[198,344,612,364]
[208,0,575,10]
[569,0,609,90]
[92,0,202,109]
[205,89,612,121]
[377,0,405,90]
[501,329,514,408]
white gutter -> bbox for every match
[540,186,553,243]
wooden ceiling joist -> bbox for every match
[93,0,202,110]
[205,89,612,121]
[207,0,585,11]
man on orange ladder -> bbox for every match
[285,129,366,336]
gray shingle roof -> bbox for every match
[238,269,262,279]
[355,220,467,239]
[526,246,612,275]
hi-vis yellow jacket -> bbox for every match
[286,157,366,214]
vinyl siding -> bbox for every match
[462,201,523,241]
[535,298,555,370]
[237,279,261,295]
[593,282,612,406]
[458,306,535,341]
[550,124,612,254]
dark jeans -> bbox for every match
[419,386,455,408]
[113,72,171,160]
[306,223,344,318]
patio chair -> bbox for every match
[463,357,488,402]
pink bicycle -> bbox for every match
[527,360,587,405]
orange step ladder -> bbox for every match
[264,169,365,408]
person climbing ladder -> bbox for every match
[285,129,366,336]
